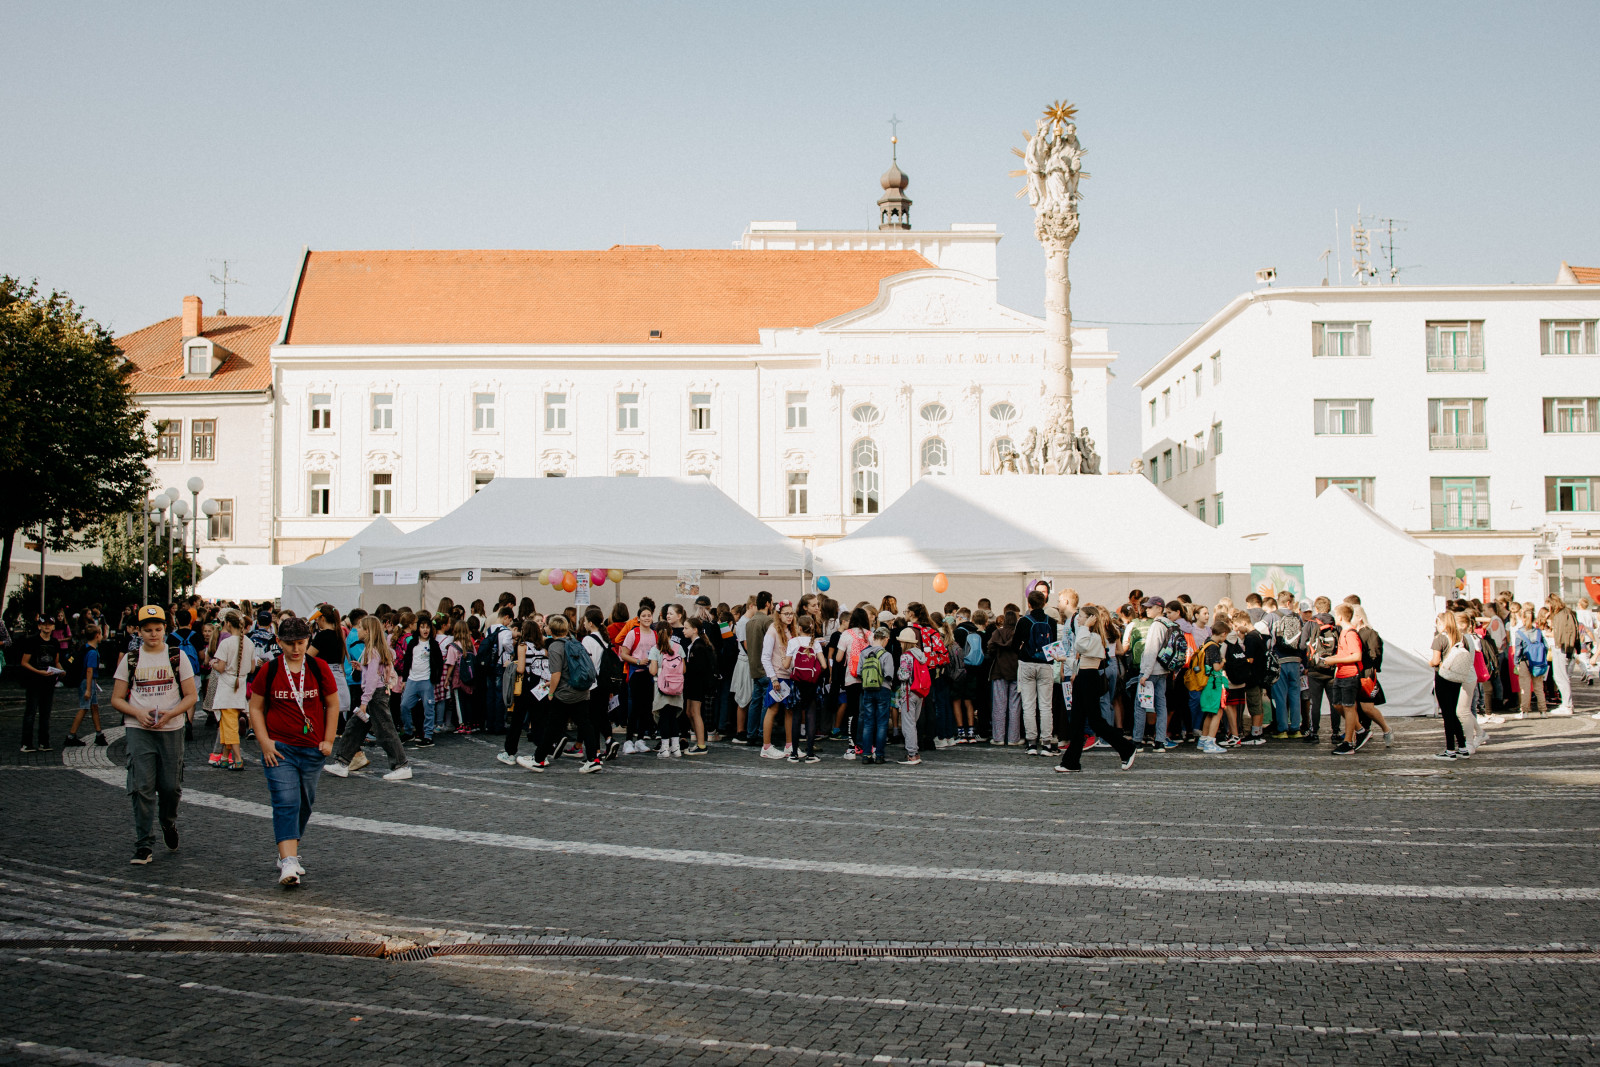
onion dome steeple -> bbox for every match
[876,136,912,231]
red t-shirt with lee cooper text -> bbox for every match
[247,655,339,748]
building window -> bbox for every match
[851,438,880,515]
[851,402,881,425]
[989,401,1018,423]
[371,472,393,515]
[186,344,210,376]
[1175,377,1186,410]
[473,392,496,431]
[786,391,808,429]
[1147,398,1156,427]
[1162,449,1173,481]
[616,392,640,431]
[309,473,331,516]
[786,471,808,515]
[206,498,233,541]
[544,471,566,478]
[544,392,567,431]
[1426,321,1484,371]
[1546,476,1599,513]
[1146,455,1158,484]
[1214,492,1225,525]
[1428,398,1487,449]
[1211,422,1224,456]
[920,436,949,476]
[190,419,216,461]
[310,393,332,431]
[473,472,494,494]
[1210,351,1222,383]
[1544,397,1600,433]
[1193,366,1203,397]
[1542,319,1598,355]
[1312,321,1371,358]
[1431,476,1490,530]
[689,392,712,431]
[1195,499,1206,523]
[155,420,181,461]
[371,393,394,431]
[1177,443,1189,473]
[919,401,948,423]
[1313,398,1374,436]
[1162,388,1171,418]
[1546,554,1600,600]
[1193,432,1205,465]
[993,436,1016,472]
[1316,476,1375,505]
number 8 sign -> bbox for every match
[461,568,481,585]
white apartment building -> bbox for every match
[1137,270,1600,602]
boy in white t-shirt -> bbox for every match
[111,605,197,865]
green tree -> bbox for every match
[0,276,153,596]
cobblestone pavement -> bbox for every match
[2,680,1598,1065]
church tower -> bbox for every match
[876,137,912,231]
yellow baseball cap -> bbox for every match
[137,605,166,624]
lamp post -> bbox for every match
[171,498,191,598]
[156,489,174,605]
[200,498,219,591]
[145,503,160,604]
[187,476,205,593]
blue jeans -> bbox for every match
[1272,659,1303,732]
[262,742,323,843]
[1100,657,1119,722]
[400,679,437,740]
[1131,674,1168,743]
[750,677,771,743]
[859,687,893,758]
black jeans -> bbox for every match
[1436,675,1466,750]
[1060,669,1135,769]
[504,690,548,757]
[22,685,55,747]
[790,681,818,757]
[540,697,580,762]
[580,689,612,761]
[626,670,656,739]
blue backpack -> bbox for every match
[1520,629,1550,677]
[1020,614,1056,660]
[560,636,596,691]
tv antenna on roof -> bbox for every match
[1349,211,1377,285]
[1361,212,1410,282]
[207,259,246,314]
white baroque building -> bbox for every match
[1137,267,1600,601]
[267,217,1113,563]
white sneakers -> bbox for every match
[277,855,305,886]
[515,754,543,772]
[382,765,413,780]
[323,760,350,778]
[495,752,517,766]
[1551,707,1574,716]
[347,751,370,772]
[760,744,786,760]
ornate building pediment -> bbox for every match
[820,272,1041,333]
[467,448,504,474]
[366,449,400,473]
[304,449,338,472]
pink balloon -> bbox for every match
[590,568,606,586]
[549,569,565,587]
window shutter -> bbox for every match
[1359,399,1373,435]
[1356,323,1371,357]
[1547,477,1559,513]
[1586,321,1597,354]
[1430,478,1444,508]
[1428,400,1439,435]
[1425,325,1437,358]
[1313,399,1327,434]
[1469,321,1483,357]
[1589,398,1600,432]
[1471,399,1485,434]
[1541,321,1553,355]
[1312,323,1324,358]
[1543,398,1555,433]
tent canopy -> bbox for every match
[195,564,283,602]
[815,475,1248,577]
[360,477,805,575]
[280,517,406,615]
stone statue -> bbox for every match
[1077,427,1101,475]
[1018,427,1040,474]
[1022,119,1048,208]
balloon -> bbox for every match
[815,575,830,592]
[1455,567,1467,579]
[562,572,577,593]
[608,568,624,584]
[549,568,564,588]
[932,572,948,594]
[590,568,606,586]
[537,569,550,586]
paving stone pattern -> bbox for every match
[1,680,1598,1065]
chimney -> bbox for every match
[182,295,203,339]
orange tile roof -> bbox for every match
[283,247,934,345]
[1568,265,1600,284]
[116,315,279,394]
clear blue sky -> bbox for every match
[4,1,1595,465]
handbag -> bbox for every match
[1439,642,1477,685]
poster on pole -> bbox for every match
[1249,563,1306,605]
[574,570,591,606]
[676,569,702,600]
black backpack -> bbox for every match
[61,641,89,685]
[595,638,628,695]
[474,626,503,677]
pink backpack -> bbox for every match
[792,643,824,683]
[656,642,685,696]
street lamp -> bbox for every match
[144,504,161,604]
[187,476,205,594]
[171,498,191,598]
[200,498,219,591]
[155,492,173,604]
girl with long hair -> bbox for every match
[208,610,254,770]
[988,607,1021,745]
[1059,605,1138,772]
[1429,610,1467,758]
[326,615,410,780]
[498,619,550,770]
[759,601,798,759]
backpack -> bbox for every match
[908,652,932,698]
[1183,639,1215,692]
[562,635,597,691]
[859,646,887,690]
[1260,634,1282,686]
[1155,621,1190,673]
[474,626,502,677]
[962,628,984,666]
[456,641,477,688]
[847,630,869,676]
[174,630,202,675]
[1020,614,1056,661]
[592,635,627,694]
[656,640,686,694]
[791,642,824,683]
[1521,630,1550,677]
[61,640,89,685]
[260,652,336,704]
[1311,622,1339,666]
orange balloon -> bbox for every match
[561,572,577,593]
[932,572,948,594]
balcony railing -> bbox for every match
[1431,503,1491,530]
[1427,353,1485,371]
[1429,432,1487,450]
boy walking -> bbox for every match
[110,606,197,865]
[857,627,894,764]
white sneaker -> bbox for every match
[1486,714,1505,725]
[1590,710,1600,720]
[760,745,786,760]
[1512,711,1525,720]
[657,743,672,759]
[346,751,370,772]
[1552,707,1574,716]
[382,765,413,780]
[579,759,603,773]
[277,857,303,887]
[782,744,793,757]
[515,754,542,772]
[323,760,350,778]
[621,740,637,755]
[496,752,517,766]
[671,738,683,757]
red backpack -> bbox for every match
[908,652,932,698]
[791,642,824,683]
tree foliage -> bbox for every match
[0,276,153,591]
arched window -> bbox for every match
[989,401,1019,423]
[920,436,949,476]
[851,438,880,515]
[991,435,1016,471]
[851,402,881,425]
[919,401,948,424]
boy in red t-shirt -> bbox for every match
[247,616,340,886]
[1316,604,1365,755]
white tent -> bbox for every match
[195,564,283,602]
[812,474,1250,608]
[1239,487,1454,716]
[358,477,806,611]
[280,517,406,616]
